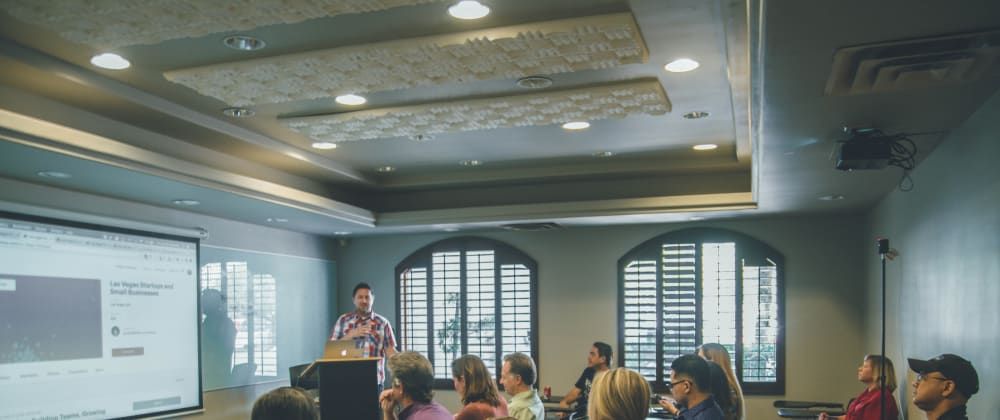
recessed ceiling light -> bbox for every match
[90,53,130,70]
[409,134,435,142]
[222,107,255,118]
[664,58,700,73]
[311,142,337,150]
[592,151,615,158]
[516,76,553,89]
[448,1,490,19]
[376,166,396,173]
[223,35,266,51]
[335,94,367,106]
[36,170,72,179]
[819,194,846,201]
[688,216,705,221]
[692,144,718,151]
[683,111,710,119]
[266,217,289,223]
[460,160,483,167]
[171,199,200,206]
[562,121,590,130]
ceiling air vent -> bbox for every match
[825,29,1000,95]
[500,222,561,231]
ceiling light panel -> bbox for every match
[164,13,648,107]
[1,0,446,49]
[282,79,671,143]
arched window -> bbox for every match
[396,237,537,387]
[619,228,785,394]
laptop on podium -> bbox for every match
[322,339,364,359]
[298,339,364,382]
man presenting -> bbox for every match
[909,354,979,420]
[557,341,612,418]
[500,352,545,420]
[331,282,398,390]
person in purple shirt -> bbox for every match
[659,354,725,420]
[379,351,452,420]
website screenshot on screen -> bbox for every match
[0,216,201,420]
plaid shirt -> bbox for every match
[330,311,397,384]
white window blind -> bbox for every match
[397,238,537,386]
[619,229,784,394]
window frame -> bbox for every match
[395,236,539,389]
[617,228,785,395]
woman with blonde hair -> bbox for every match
[587,367,650,420]
[452,354,509,420]
[698,343,745,420]
[819,355,899,420]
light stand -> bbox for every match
[877,237,889,420]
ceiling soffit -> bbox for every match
[283,79,670,142]
[163,13,648,107]
[0,0,447,49]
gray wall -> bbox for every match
[334,215,870,418]
[865,89,1000,419]
[0,178,339,420]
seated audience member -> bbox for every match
[659,354,725,420]
[698,343,744,420]
[704,360,736,420]
[908,354,979,420]
[379,351,452,420]
[587,367,650,420]
[558,341,612,419]
[499,352,545,420]
[818,354,899,420]
[251,386,318,420]
[452,354,510,420]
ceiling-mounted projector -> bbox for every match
[835,127,893,171]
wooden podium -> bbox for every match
[301,357,381,420]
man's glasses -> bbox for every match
[666,379,689,390]
[915,373,949,383]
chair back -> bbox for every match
[289,362,318,389]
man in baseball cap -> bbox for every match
[908,354,979,420]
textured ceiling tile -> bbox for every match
[0,0,445,49]
[164,13,648,106]
[281,79,670,142]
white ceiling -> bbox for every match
[0,0,997,236]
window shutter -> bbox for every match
[741,259,780,383]
[431,251,462,378]
[499,262,532,359]
[661,243,697,380]
[622,259,658,381]
[700,243,738,352]
[619,229,784,393]
[396,238,537,387]
[466,250,497,372]
[399,266,430,356]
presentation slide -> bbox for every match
[0,211,202,420]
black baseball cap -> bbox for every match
[908,354,979,398]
